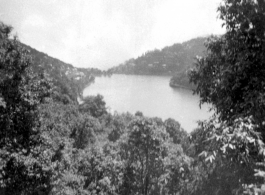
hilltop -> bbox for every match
[108,37,207,89]
[109,37,206,75]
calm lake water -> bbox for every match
[83,74,211,133]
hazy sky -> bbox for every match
[0,0,225,69]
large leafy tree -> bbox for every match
[189,0,265,194]
[0,22,51,194]
[190,0,265,127]
[118,117,192,195]
[120,118,168,195]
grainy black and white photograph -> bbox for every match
[0,0,264,194]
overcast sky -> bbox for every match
[0,0,225,69]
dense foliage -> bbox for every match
[190,0,265,194]
[0,22,52,194]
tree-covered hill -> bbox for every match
[108,37,207,89]
[109,37,206,76]
[19,43,103,102]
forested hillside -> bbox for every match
[109,37,206,89]
[20,43,104,102]
[109,37,206,76]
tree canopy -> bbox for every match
[190,0,265,126]
[0,22,52,194]
[189,0,265,194]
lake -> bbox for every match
[83,74,211,132]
